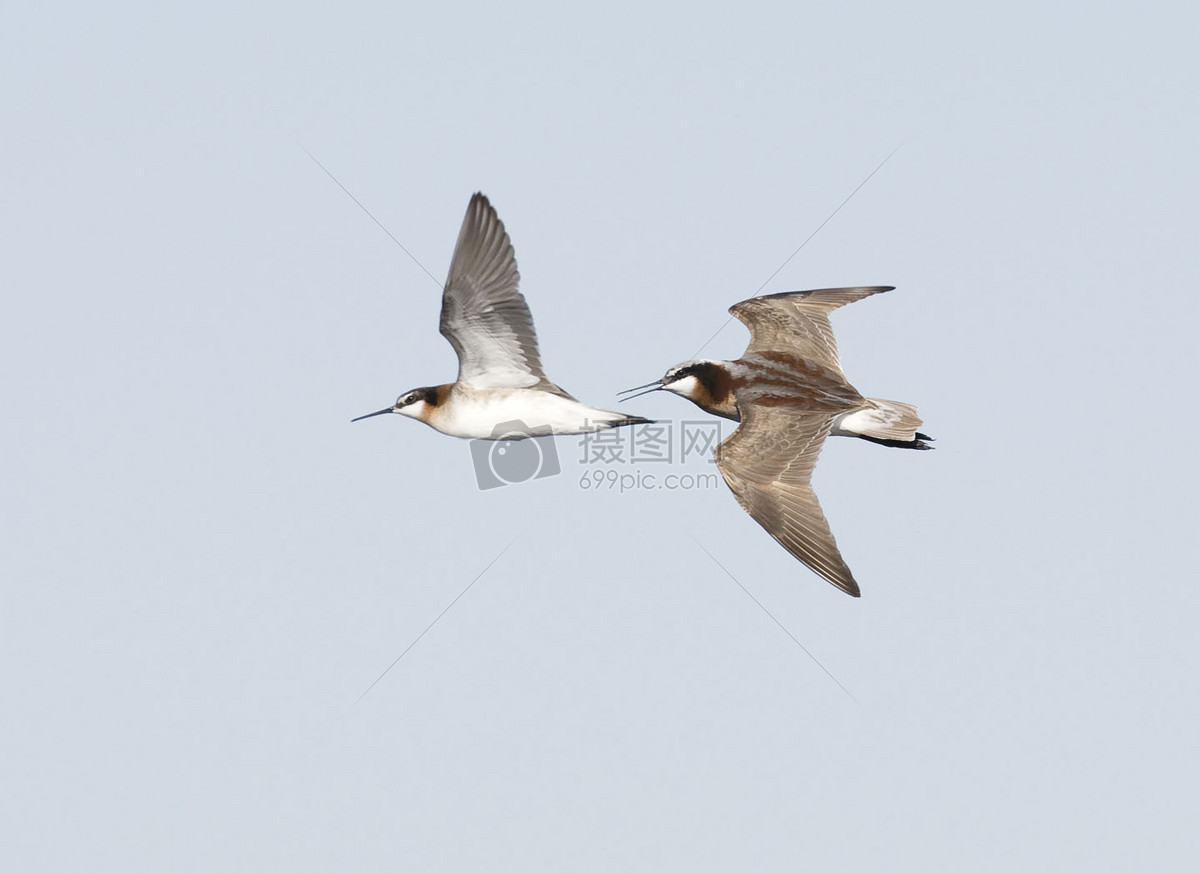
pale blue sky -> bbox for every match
[4,2,1198,871]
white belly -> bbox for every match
[431,389,626,439]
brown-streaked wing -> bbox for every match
[439,193,569,395]
[728,286,893,375]
[715,402,860,596]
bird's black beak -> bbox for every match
[617,381,664,402]
[351,407,393,423]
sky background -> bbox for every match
[4,1,1198,871]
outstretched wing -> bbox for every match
[715,403,859,596]
[729,286,893,375]
[440,193,567,393]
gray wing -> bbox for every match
[715,403,860,596]
[729,287,893,375]
[440,193,567,393]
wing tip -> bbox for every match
[817,564,861,597]
[728,285,896,315]
[840,580,862,598]
[466,191,497,224]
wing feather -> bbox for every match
[728,286,893,374]
[439,193,569,394]
[716,403,860,596]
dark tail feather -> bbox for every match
[857,432,935,450]
[608,415,653,429]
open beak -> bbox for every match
[351,407,393,423]
[617,381,664,402]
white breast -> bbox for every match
[432,388,624,439]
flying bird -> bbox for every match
[623,287,930,596]
[353,193,650,438]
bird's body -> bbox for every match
[627,286,930,597]
[414,383,644,439]
[354,193,649,438]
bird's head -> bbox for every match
[352,386,441,424]
[619,359,736,419]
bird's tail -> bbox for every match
[833,399,934,450]
[590,409,653,430]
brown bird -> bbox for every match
[622,286,931,597]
